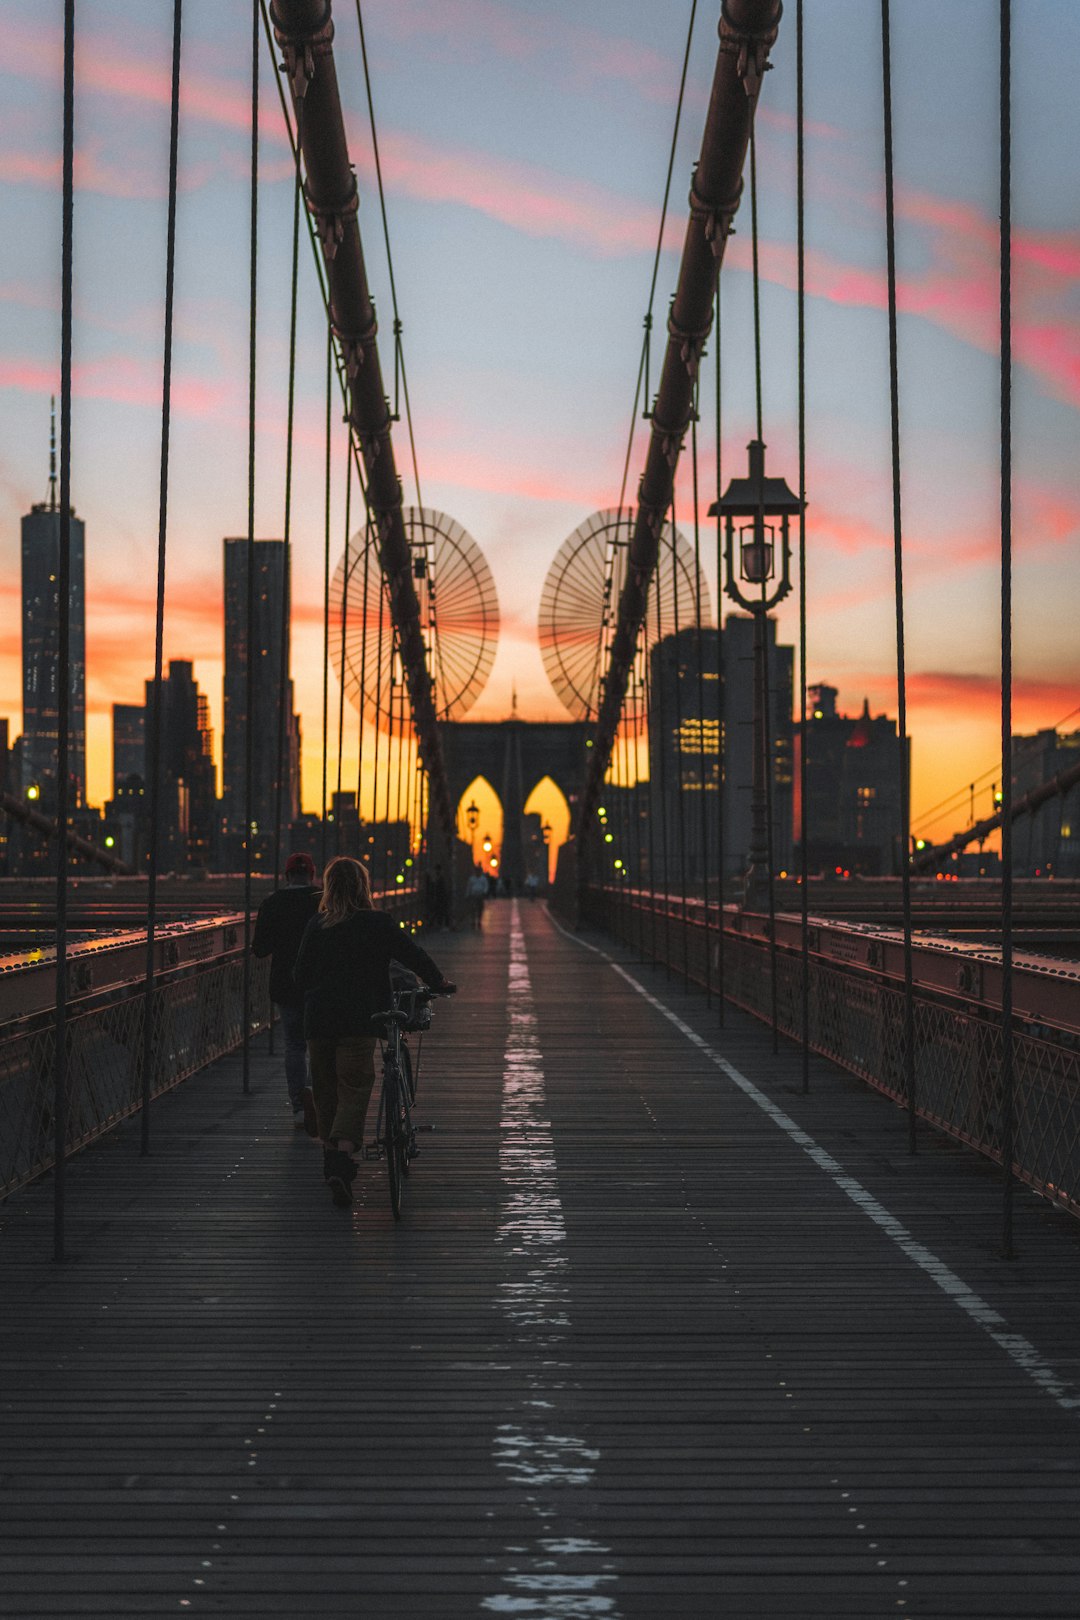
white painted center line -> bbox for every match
[482,902,621,1618]
[550,910,1080,1415]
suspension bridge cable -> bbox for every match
[352,2,442,719]
[371,574,386,885]
[587,0,701,733]
[911,699,1080,840]
[53,0,76,1261]
[748,119,779,1052]
[141,0,183,1154]
[337,442,352,797]
[999,0,1015,1258]
[714,285,726,1025]
[242,0,260,1099]
[652,567,673,979]
[273,84,302,916]
[668,498,691,990]
[796,0,810,1093]
[355,511,372,832]
[320,326,332,871]
[642,609,660,966]
[691,396,711,1005]
[881,0,917,1153]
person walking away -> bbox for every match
[293,855,456,1208]
[251,851,322,1126]
[465,866,487,931]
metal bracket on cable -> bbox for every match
[356,415,393,467]
[689,175,743,258]
[719,1,780,101]
[332,312,378,383]
[270,0,332,98]
[648,412,689,470]
[667,307,713,380]
[304,172,358,261]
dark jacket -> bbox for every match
[293,907,448,1040]
[251,884,322,1005]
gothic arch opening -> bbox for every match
[456,775,503,877]
[523,775,571,883]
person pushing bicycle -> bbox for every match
[293,855,456,1208]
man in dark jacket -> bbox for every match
[251,852,322,1125]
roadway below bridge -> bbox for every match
[2,900,1080,1616]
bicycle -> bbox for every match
[367,984,450,1219]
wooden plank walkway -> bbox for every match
[2,898,1080,1617]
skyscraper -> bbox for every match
[112,703,145,795]
[21,407,86,809]
[797,685,907,876]
[222,538,301,864]
[647,617,794,888]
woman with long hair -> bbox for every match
[293,855,456,1208]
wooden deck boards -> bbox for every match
[2,899,1079,1617]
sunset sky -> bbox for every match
[1,0,1078,848]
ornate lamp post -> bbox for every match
[710,439,802,909]
[465,798,479,862]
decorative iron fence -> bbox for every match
[0,890,424,1200]
[0,949,271,1198]
[582,886,1080,1220]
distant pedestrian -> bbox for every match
[466,866,487,931]
[293,855,456,1208]
[251,852,322,1127]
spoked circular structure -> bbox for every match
[330,507,499,730]
[538,508,711,726]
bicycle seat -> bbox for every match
[370,1008,409,1035]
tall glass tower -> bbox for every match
[222,537,301,855]
[21,404,86,809]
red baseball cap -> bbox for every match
[285,852,316,879]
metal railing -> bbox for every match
[581,886,1080,1220]
[0,937,270,1197]
[0,890,422,1198]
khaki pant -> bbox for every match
[307,1037,377,1146]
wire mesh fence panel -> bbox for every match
[0,953,271,1198]
[583,885,1080,1219]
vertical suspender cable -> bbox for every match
[242,0,259,1098]
[371,577,386,890]
[881,0,917,1152]
[141,0,183,1152]
[642,620,659,965]
[669,496,690,989]
[320,327,332,870]
[748,122,780,1051]
[652,571,671,975]
[53,0,75,1262]
[691,402,711,1003]
[714,287,726,1024]
[273,89,303,897]
[999,0,1015,1258]
[796,0,810,1091]
[356,512,372,837]
[337,444,352,796]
